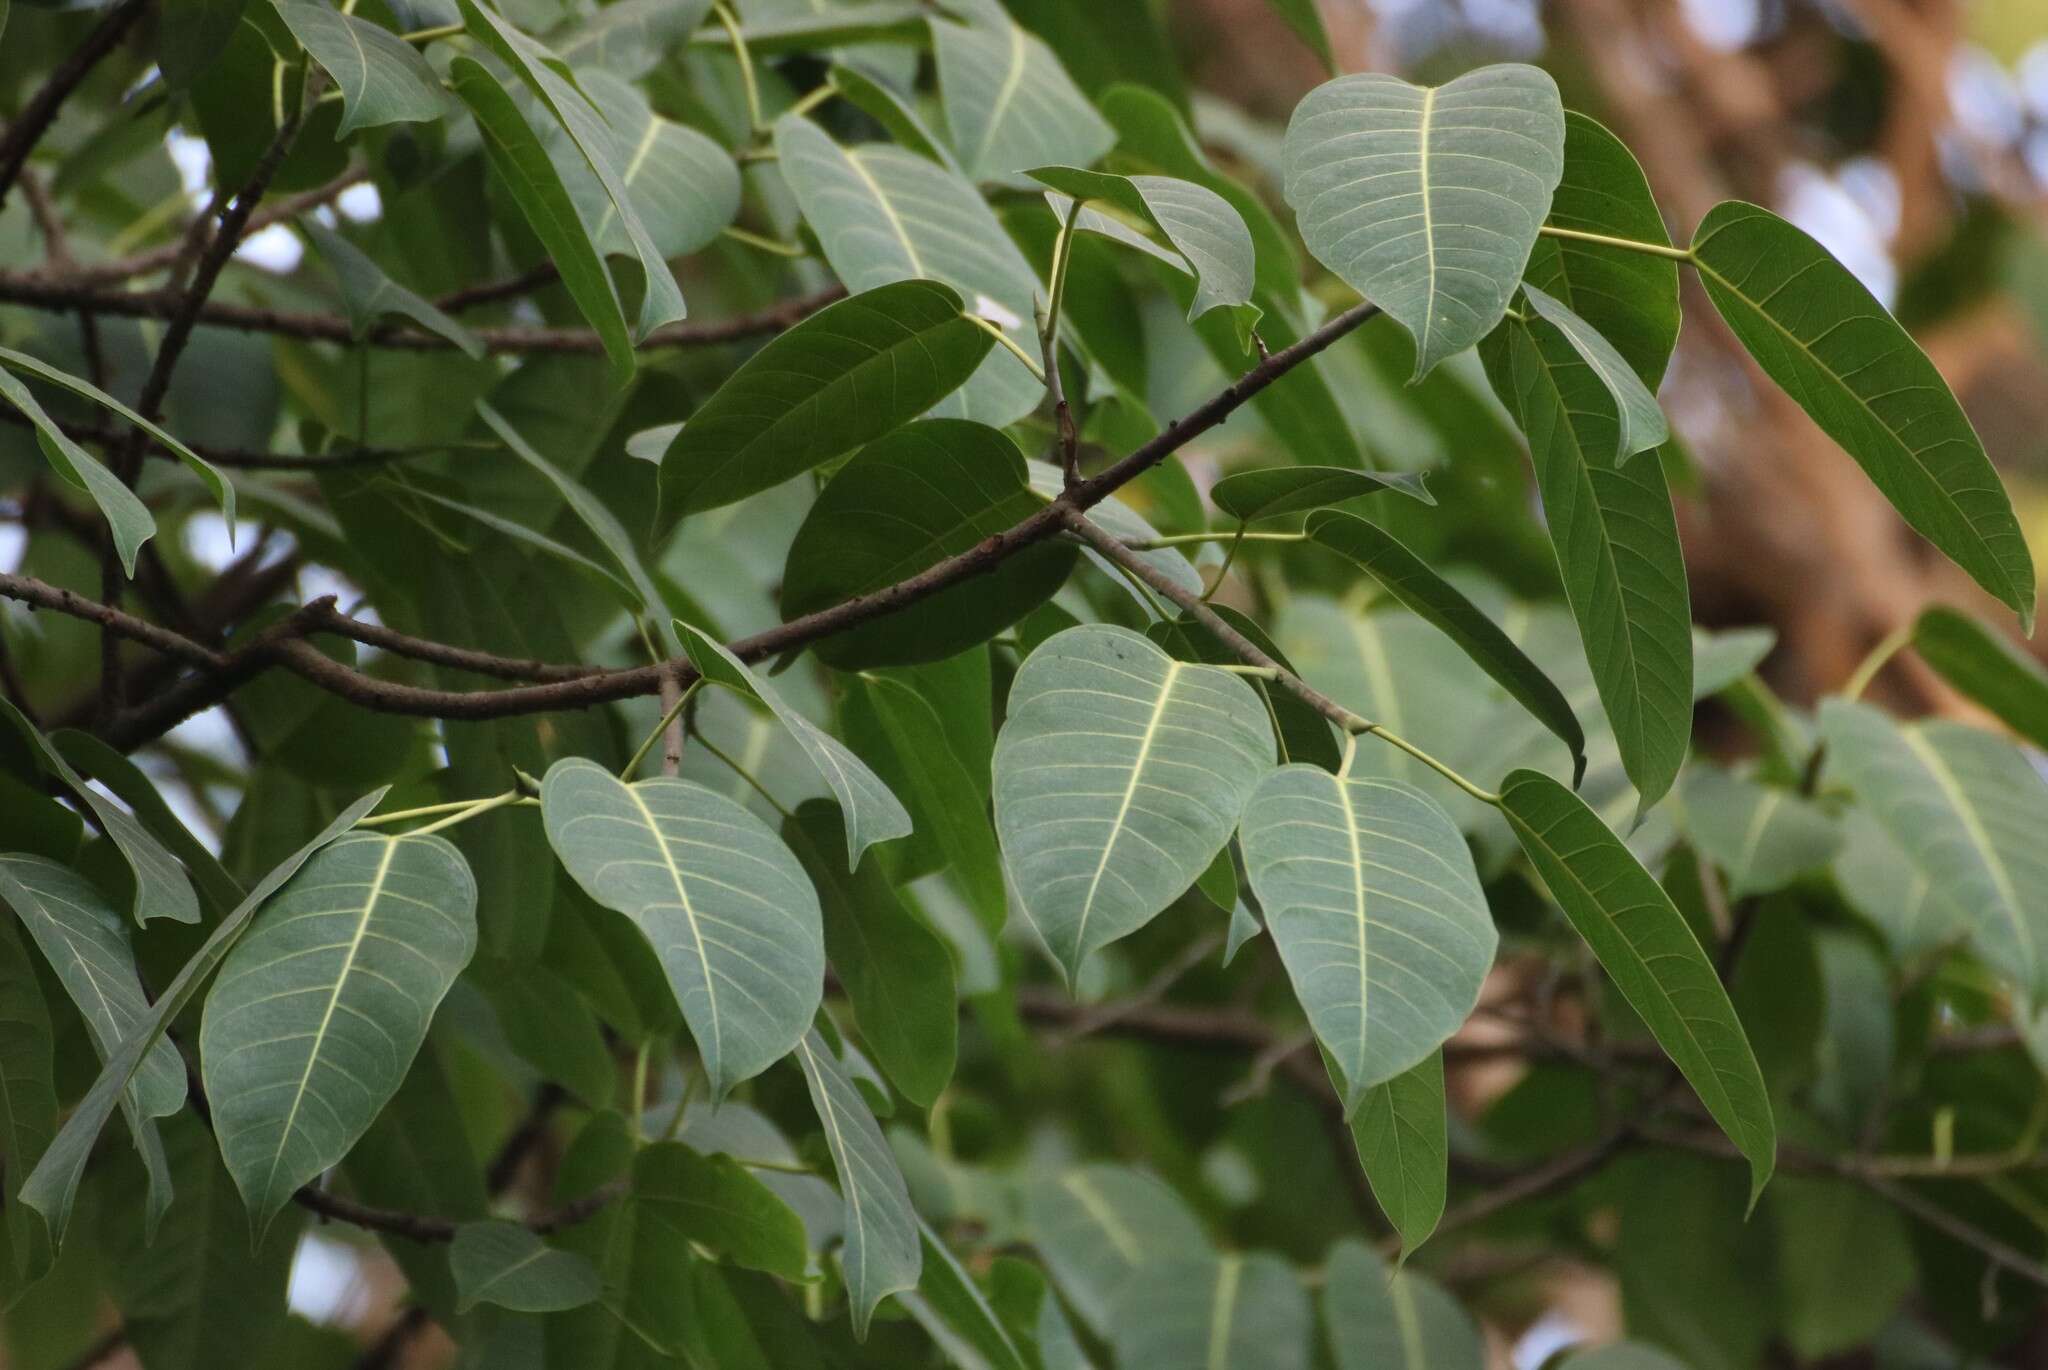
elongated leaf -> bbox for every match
[1240,769,1493,1110]
[1526,111,1680,386]
[1913,606,2048,751]
[902,1220,1031,1370]
[704,1,924,52]
[459,0,685,338]
[1322,1238,1481,1370]
[1499,769,1775,1200]
[993,625,1272,982]
[450,57,632,378]
[401,484,642,612]
[1026,1163,1208,1334]
[659,281,994,517]
[549,68,739,259]
[1522,284,1668,461]
[1111,1251,1311,1370]
[452,1221,602,1312]
[541,758,823,1099]
[1819,699,2048,1000]
[794,1029,920,1338]
[304,221,482,357]
[932,10,1112,182]
[1692,201,2035,628]
[1211,465,1433,523]
[274,1,446,136]
[834,60,964,173]
[781,419,1077,668]
[1679,766,1840,898]
[785,801,956,1108]
[635,1142,809,1281]
[678,624,910,866]
[1285,64,1565,377]
[201,831,477,1231]
[1308,511,1586,783]
[0,700,198,926]
[0,913,53,1291]
[1482,311,1690,807]
[0,366,153,576]
[1347,1051,1445,1260]
[23,790,386,1244]
[774,114,1043,425]
[52,730,242,914]
[553,0,712,78]
[1028,166,1253,320]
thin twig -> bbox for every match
[0,0,152,211]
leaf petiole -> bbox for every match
[1537,223,1694,262]
[1348,720,1502,805]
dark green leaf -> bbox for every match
[1912,606,2048,751]
[452,1221,603,1312]
[304,222,483,356]
[1209,465,1434,523]
[1346,1051,1446,1260]
[1028,166,1254,320]
[636,1142,810,1282]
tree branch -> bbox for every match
[0,0,151,211]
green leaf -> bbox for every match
[932,9,1113,182]
[793,1029,921,1338]
[200,831,477,1232]
[273,1,448,137]
[304,221,483,357]
[1346,1051,1446,1260]
[1025,1163,1209,1334]
[1561,1345,1690,1370]
[1691,201,2036,628]
[1499,769,1775,1201]
[703,1,924,52]
[1111,1250,1311,1370]
[1211,465,1434,523]
[1819,699,2048,1000]
[548,68,740,259]
[1912,606,2048,751]
[51,730,243,914]
[161,0,248,90]
[784,801,957,1109]
[781,419,1077,668]
[1481,310,1690,808]
[0,365,154,577]
[458,0,686,339]
[833,60,964,173]
[0,346,235,529]
[450,56,633,379]
[0,912,53,1291]
[1521,284,1669,461]
[1322,1238,1481,1370]
[1770,1176,1916,1359]
[1831,812,1954,958]
[1308,511,1587,784]
[1526,111,1681,387]
[1285,64,1565,378]
[1261,0,1336,72]
[398,482,643,613]
[540,757,824,1099]
[1678,766,1841,898]
[1147,607,1342,771]
[993,624,1272,982]
[677,624,912,866]
[773,114,1043,425]
[23,789,386,1245]
[1239,769,1494,1110]
[553,0,713,79]
[0,700,199,926]
[658,281,995,517]
[1025,459,1204,597]
[1692,626,1775,699]
[1027,166,1254,320]
[901,1220,1032,1370]
[477,961,616,1110]
[635,1142,810,1282]
[452,1221,603,1312]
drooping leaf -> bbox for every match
[540,757,824,1099]
[1679,766,1841,898]
[1481,309,1690,808]
[1321,1238,1482,1370]
[1028,166,1253,320]
[1285,64,1565,377]
[635,1142,810,1282]
[1110,1251,1312,1370]
[0,365,154,577]
[23,790,386,1244]
[1308,511,1586,784]
[993,625,1272,982]
[773,114,1043,425]
[304,221,483,357]
[452,1221,603,1313]
[449,56,633,378]
[1691,200,2036,628]
[780,419,1077,668]
[200,831,477,1232]
[547,68,740,259]
[1261,0,1335,72]
[1499,770,1775,1201]
[1025,1163,1210,1334]
[1210,465,1434,524]
[833,60,964,172]
[51,731,243,914]
[932,8,1113,182]
[1521,283,1669,462]
[659,281,995,517]
[1346,1051,1446,1260]
[1239,769,1494,1111]
[793,1029,921,1338]
[901,1220,1032,1370]
[1819,699,2048,1001]
[785,801,956,1109]
[677,624,913,867]
[273,1,449,136]
[1912,606,2048,751]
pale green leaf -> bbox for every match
[452,1221,603,1312]
[833,60,963,173]
[1692,201,2035,629]
[1346,1051,1446,1260]
[1521,283,1669,461]
[1322,1238,1481,1370]
[1147,607,1342,772]
[932,10,1112,182]
[1025,1163,1208,1334]
[200,831,477,1231]
[273,1,448,137]
[303,221,483,357]
[1111,1251,1311,1370]
[1678,766,1841,898]
[552,0,712,78]
[549,69,740,259]
[540,757,824,1098]
[1239,769,1494,1110]
[1027,166,1254,320]
[51,730,243,914]
[901,1220,1032,1370]
[1912,606,2048,751]
[1210,465,1434,524]
[1831,811,1956,958]
[0,366,154,577]
[993,625,1272,982]
[1285,64,1565,377]
[635,1141,810,1281]
[1692,626,1775,699]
